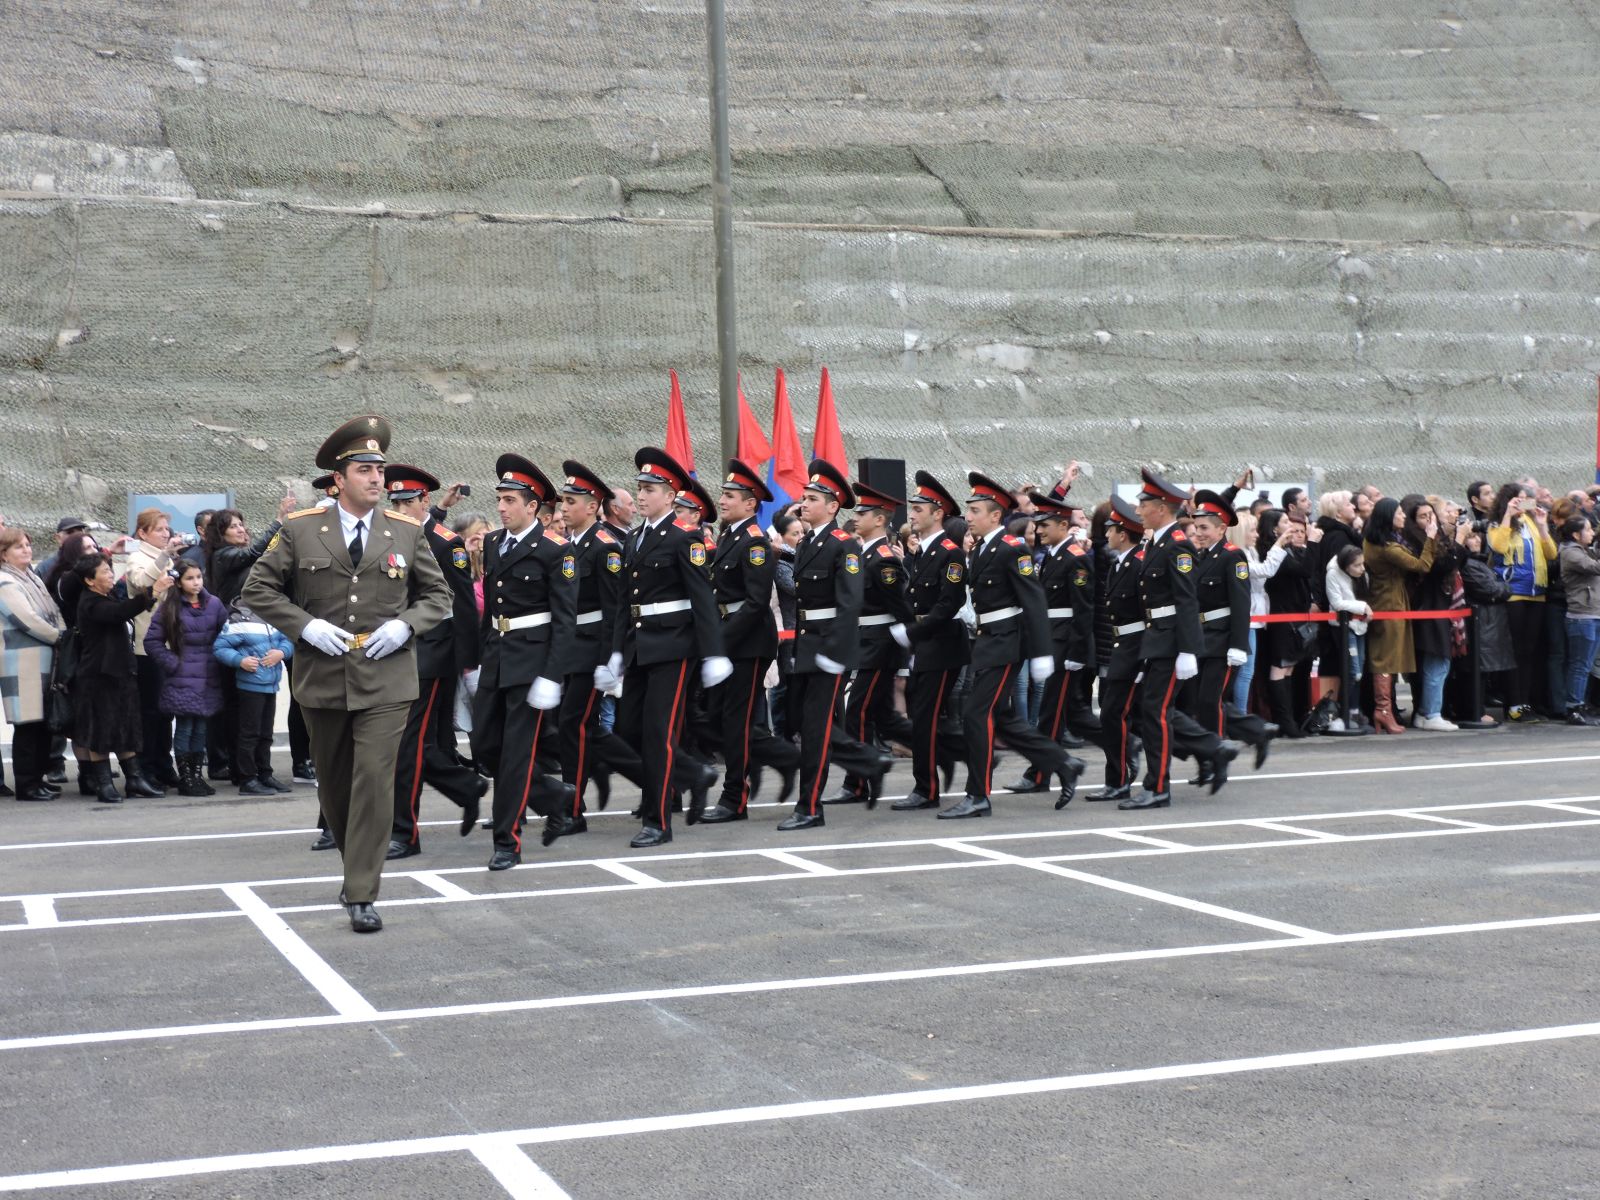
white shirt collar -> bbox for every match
[1151,520,1177,544]
[980,527,1004,550]
[502,520,537,548]
[335,502,372,542]
[861,535,885,553]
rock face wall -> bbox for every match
[2,0,1596,528]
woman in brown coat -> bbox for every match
[1363,497,1438,732]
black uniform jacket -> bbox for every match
[1037,538,1095,667]
[1102,546,1147,682]
[478,521,577,690]
[1138,525,1203,660]
[554,521,625,676]
[967,531,1051,671]
[791,521,863,673]
[712,517,778,661]
[1194,540,1251,660]
[416,514,480,680]
[856,537,914,671]
[610,515,723,669]
[905,534,970,673]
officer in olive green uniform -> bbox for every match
[242,416,452,932]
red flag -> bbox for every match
[665,369,695,475]
[766,367,808,507]
[811,365,847,474]
[736,374,773,471]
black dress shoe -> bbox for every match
[939,755,957,795]
[347,903,382,933]
[1054,757,1086,810]
[386,839,421,860]
[292,760,317,783]
[630,826,672,848]
[593,766,611,811]
[38,782,62,798]
[122,772,164,798]
[1060,729,1086,750]
[1085,785,1132,802]
[461,777,487,836]
[937,795,991,819]
[16,786,56,802]
[208,762,233,781]
[1187,766,1214,788]
[775,764,798,805]
[776,810,825,831]
[1118,790,1171,810]
[1005,775,1049,794]
[891,791,939,811]
[238,778,277,796]
[258,773,293,794]
[488,849,521,870]
[1254,724,1279,770]
[821,786,866,805]
[311,829,337,851]
[686,765,715,825]
[542,813,587,846]
[45,767,67,785]
[1209,740,1243,796]
[744,765,765,802]
[699,804,747,823]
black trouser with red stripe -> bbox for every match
[1093,674,1142,788]
[909,668,960,800]
[1189,657,1275,746]
[1140,657,1224,795]
[1020,664,1091,785]
[392,674,484,848]
[786,669,883,816]
[839,664,915,796]
[615,658,696,833]
[558,672,647,818]
[473,683,567,854]
[708,656,799,813]
[962,662,1067,801]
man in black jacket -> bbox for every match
[1085,496,1148,802]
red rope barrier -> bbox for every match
[1255,609,1466,624]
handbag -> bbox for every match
[1287,620,1318,663]
[47,626,80,735]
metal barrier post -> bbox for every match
[1456,609,1500,730]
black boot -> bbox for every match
[1266,679,1306,738]
[90,761,123,805]
[77,763,96,796]
[119,755,165,798]
[190,753,217,796]
[176,755,205,797]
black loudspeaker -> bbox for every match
[857,457,908,531]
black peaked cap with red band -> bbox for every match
[384,463,440,501]
[910,470,958,518]
[1110,494,1145,535]
[967,471,1017,513]
[720,458,773,504]
[634,447,692,495]
[494,453,555,504]
[673,476,716,523]
[1028,491,1080,520]
[311,473,339,497]
[853,478,904,511]
[1190,488,1237,528]
[561,460,616,505]
[804,459,855,509]
[1137,465,1188,508]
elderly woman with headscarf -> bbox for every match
[0,528,68,801]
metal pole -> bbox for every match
[705,0,738,466]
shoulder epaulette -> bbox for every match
[543,530,567,545]
[745,520,763,537]
[831,528,851,541]
[382,509,422,526]
[1003,535,1024,547]
[1223,540,1238,552]
[1134,548,1146,561]
[1066,542,1087,556]
[940,538,958,551]
[875,544,894,558]
[1170,527,1188,542]
[435,526,460,541]
[285,507,323,520]
[594,527,616,544]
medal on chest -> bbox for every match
[386,552,406,579]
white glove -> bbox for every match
[302,619,355,656]
[1226,648,1248,668]
[1029,655,1055,683]
[958,599,977,631]
[815,653,846,675]
[364,618,413,660]
[890,623,911,650]
[593,662,618,692]
[1175,651,1199,681]
[606,652,623,679]
[1063,660,1085,673]
[527,677,562,709]
[701,655,734,688]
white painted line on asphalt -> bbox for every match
[4,908,1597,1056]
[1533,800,1600,817]
[470,1141,573,1200]
[221,885,377,1019]
[1245,820,1343,841]
[1096,831,1187,849]
[941,841,1330,939]
[8,1015,1600,1192]
[759,849,841,875]
[19,898,56,928]
[411,871,476,900]
[593,861,662,888]
[1398,813,1495,830]
[1234,754,1600,783]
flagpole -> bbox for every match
[705,0,739,466]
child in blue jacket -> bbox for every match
[214,601,295,796]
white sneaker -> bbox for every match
[1414,714,1458,732]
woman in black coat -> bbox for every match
[1260,509,1314,735]
[71,554,173,802]
[1312,491,1361,711]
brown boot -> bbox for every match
[1373,674,1405,735]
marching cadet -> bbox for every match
[781,459,892,831]
[1120,468,1241,811]
[1007,491,1093,805]
[943,472,1083,819]
[1185,489,1278,781]
[243,415,452,933]
[1085,496,1147,802]
[597,448,730,848]
[892,471,967,812]
[472,454,578,869]
[383,464,488,859]
[825,479,915,807]
[700,459,799,824]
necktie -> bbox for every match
[348,519,364,568]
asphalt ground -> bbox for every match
[3,724,1600,1198]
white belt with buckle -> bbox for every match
[1200,606,1230,624]
[800,607,838,621]
[859,614,894,627]
[719,599,745,615]
[495,612,552,633]
[1115,619,1146,636]
[1046,607,1074,619]
[633,599,692,618]
[977,606,1022,626]
[574,610,603,626]
[1147,604,1177,619]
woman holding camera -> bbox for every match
[1486,484,1557,722]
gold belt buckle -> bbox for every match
[630,604,642,619]
[349,631,371,650]
[494,616,511,634]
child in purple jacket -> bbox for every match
[143,561,228,796]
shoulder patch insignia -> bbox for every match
[831,528,852,542]
[748,544,767,567]
[1235,560,1249,581]
[383,509,422,526]
[844,552,860,574]
[285,507,322,521]
[606,550,622,574]
[882,565,898,584]
[1017,555,1035,576]
[1175,552,1194,574]
[451,545,469,571]
[266,531,281,552]
[561,554,576,579]
[594,527,616,545]
[1170,527,1188,542]
[1073,566,1089,587]
[689,542,708,567]
[945,561,964,583]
